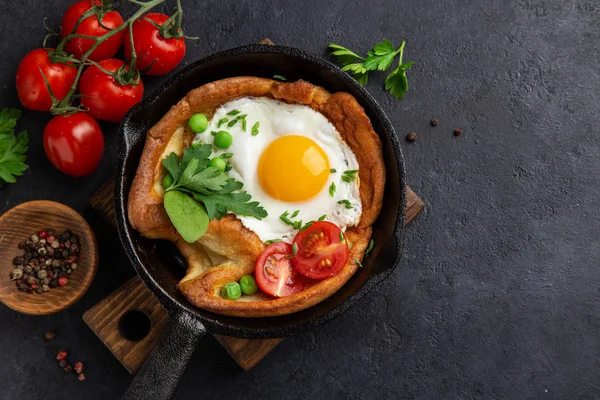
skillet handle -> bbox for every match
[122,310,206,400]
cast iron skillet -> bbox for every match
[115,44,406,400]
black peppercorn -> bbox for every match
[59,359,67,368]
[431,119,439,126]
[50,279,58,288]
[13,256,25,265]
[64,364,73,374]
[406,132,418,142]
[44,330,57,341]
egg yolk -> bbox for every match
[258,135,330,202]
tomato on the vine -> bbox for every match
[255,242,310,298]
[43,112,104,177]
[16,48,77,112]
[61,0,124,61]
[79,59,144,122]
[292,221,349,279]
[123,13,186,76]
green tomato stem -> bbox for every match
[51,0,166,115]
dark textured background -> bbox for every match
[1,0,599,399]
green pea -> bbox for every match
[214,130,232,149]
[221,282,241,300]
[239,275,258,295]
[188,113,208,133]
[161,173,174,188]
[208,157,227,171]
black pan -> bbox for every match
[115,44,406,400]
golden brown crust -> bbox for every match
[128,77,385,317]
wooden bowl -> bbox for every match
[0,201,98,315]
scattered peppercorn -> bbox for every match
[431,119,439,126]
[56,350,68,360]
[454,128,462,136]
[64,364,73,374]
[74,361,84,374]
[44,329,56,341]
[10,229,82,294]
[59,359,68,368]
[406,132,418,142]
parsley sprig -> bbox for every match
[162,144,267,242]
[328,39,414,99]
[0,108,29,187]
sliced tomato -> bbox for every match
[292,221,349,279]
[255,242,308,297]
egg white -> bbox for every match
[193,97,362,243]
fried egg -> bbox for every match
[193,97,362,243]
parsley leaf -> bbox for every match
[385,60,414,99]
[328,40,413,99]
[161,144,267,240]
[0,108,29,186]
[328,43,365,65]
[328,43,369,86]
[363,39,399,71]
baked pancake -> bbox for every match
[128,77,385,317]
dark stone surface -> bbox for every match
[0,0,598,399]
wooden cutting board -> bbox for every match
[84,179,423,374]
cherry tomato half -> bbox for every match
[79,59,144,122]
[16,48,77,112]
[123,13,186,76]
[43,112,104,177]
[292,221,349,279]
[255,242,309,298]
[61,0,124,61]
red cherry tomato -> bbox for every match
[79,59,144,122]
[16,48,77,112]
[60,0,124,61]
[123,13,186,76]
[292,222,349,279]
[255,242,310,297]
[43,112,104,177]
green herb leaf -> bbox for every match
[291,210,300,218]
[299,221,314,231]
[226,109,241,116]
[385,60,414,99]
[194,190,267,220]
[329,181,336,197]
[241,119,247,132]
[163,190,209,243]
[342,169,358,183]
[220,153,233,159]
[355,258,364,268]
[0,108,28,185]
[273,74,287,81]
[363,39,399,71]
[162,146,267,225]
[318,214,327,221]
[162,153,181,184]
[329,40,413,97]
[337,199,353,209]
[365,239,375,257]
[251,121,260,136]
[330,168,337,173]
[339,231,344,242]
[217,118,229,128]
[328,43,365,65]
[227,114,247,128]
[265,239,283,245]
